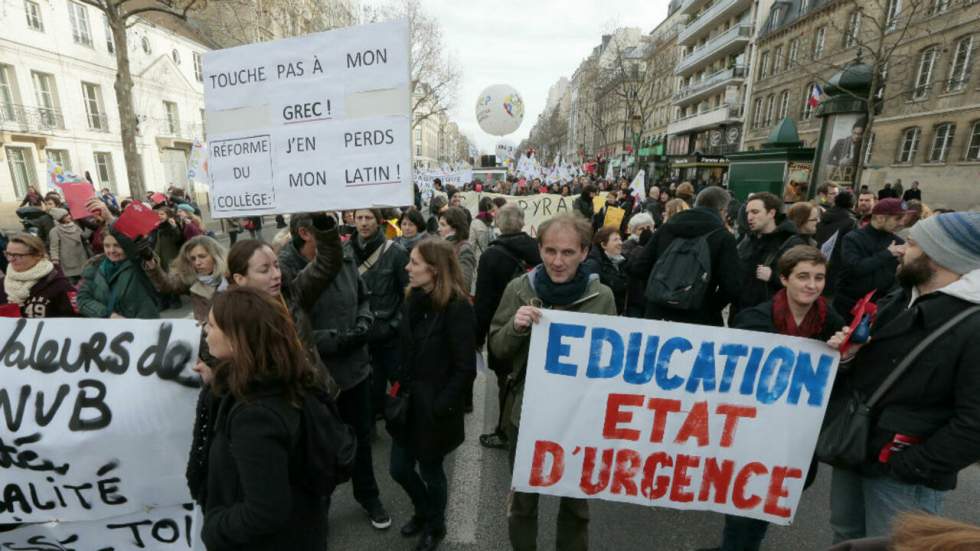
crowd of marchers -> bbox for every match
[1,175,978,551]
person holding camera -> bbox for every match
[77,225,161,319]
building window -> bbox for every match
[912,47,938,100]
[68,1,93,47]
[172,49,181,65]
[81,82,107,131]
[886,0,901,30]
[800,0,809,12]
[802,83,816,120]
[773,46,783,73]
[788,39,800,66]
[813,27,826,58]
[946,36,974,92]
[93,152,116,192]
[898,127,920,163]
[141,36,152,55]
[164,101,180,135]
[193,52,203,82]
[759,51,770,79]
[25,0,44,31]
[778,90,789,120]
[929,123,955,162]
[46,149,71,171]
[6,146,37,196]
[863,132,875,165]
[765,95,775,126]
[928,0,951,15]
[845,12,861,48]
[967,121,980,160]
[31,71,62,129]
[104,15,114,53]
[0,65,16,120]
[752,97,762,128]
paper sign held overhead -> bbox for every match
[203,20,412,217]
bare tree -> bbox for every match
[362,0,462,130]
[79,0,203,199]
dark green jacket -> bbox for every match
[77,254,161,319]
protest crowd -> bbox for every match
[1,169,979,551]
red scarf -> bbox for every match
[772,288,827,338]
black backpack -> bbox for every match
[299,388,356,497]
[645,229,722,311]
[491,242,533,281]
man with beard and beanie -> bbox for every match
[474,204,541,450]
[825,211,980,543]
[733,192,805,317]
[489,214,616,551]
[833,198,908,317]
[350,209,409,423]
[280,213,392,531]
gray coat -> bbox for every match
[48,222,90,278]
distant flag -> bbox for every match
[629,169,646,201]
[808,84,824,108]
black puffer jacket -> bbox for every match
[583,246,627,314]
[281,242,373,392]
[201,388,325,551]
[396,291,476,461]
[832,224,903,316]
[735,218,804,311]
[815,206,857,296]
[831,286,980,491]
[628,207,741,326]
[473,232,540,347]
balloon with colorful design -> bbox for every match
[475,84,524,136]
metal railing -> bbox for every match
[678,0,742,44]
[673,65,748,103]
[675,24,753,74]
[0,103,65,132]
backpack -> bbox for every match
[299,387,356,497]
[645,229,722,311]
[491,242,533,282]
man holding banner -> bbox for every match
[489,214,617,551]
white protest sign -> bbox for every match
[0,319,201,523]
[459,191,578,236]
[203,20,412,217]
[1,503,203,551]
[513,311,839,524]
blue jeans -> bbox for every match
[830,467,946,543]
[389,442,448,531]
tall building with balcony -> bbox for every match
[1,0,210,217]
[667,0,755,184]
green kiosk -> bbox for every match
[726,118,816,203]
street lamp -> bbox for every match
[630,114,643,178]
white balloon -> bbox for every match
[475,84,525,136]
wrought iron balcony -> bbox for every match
[675,25,753,76]
[0,103,65,133]
[673,65,748,104]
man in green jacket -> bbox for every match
[489,213,617,551]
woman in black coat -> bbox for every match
[191,287,328,551]
[583,226,628,314]
[390,239,476,551]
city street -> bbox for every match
[324,370,980,551]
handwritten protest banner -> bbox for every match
[513,311,839,524]
[203,20,411,217]
[0,318,201,523]
[459,191,578,235]
[1,503,202,551]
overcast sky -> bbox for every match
[367,0,672,154]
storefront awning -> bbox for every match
[672,161,730,168]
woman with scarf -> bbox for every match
[396,208,428,252]
[389,239,475,551]
[189,286,330,551]
[700,244,844,551]
[77,227,161,319]
[47,207,90,284]
[143,235,228,324]
[437,207,476,294]
[583,226,628,314]
[0,233,75,317]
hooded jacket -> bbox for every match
[77,254,160,319]
[280,239,373,392]
[49,221,90,278]
[736,217,804,311]
[473,232,541,347]
[628,207,741,326]
[830,270,980,491]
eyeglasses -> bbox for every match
[4,251,35,260]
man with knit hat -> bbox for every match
[825,211,980,543]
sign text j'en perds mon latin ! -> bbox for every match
[203,20,412,217]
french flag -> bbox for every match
[808,84,824,108]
